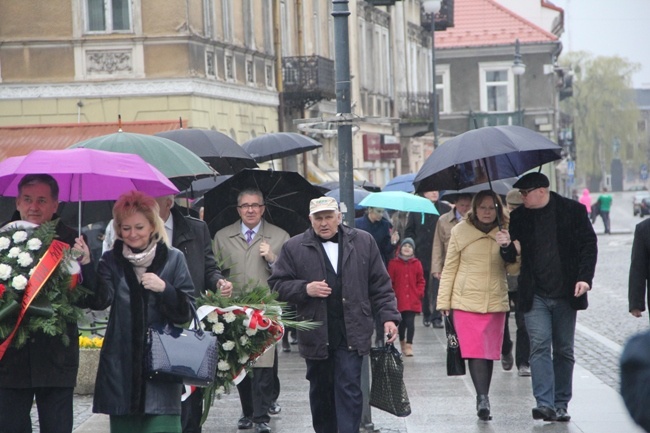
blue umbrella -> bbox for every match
[383,173,416,192]
[325,187,371,210]
[359,191,439,215]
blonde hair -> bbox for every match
[112,190,169,246]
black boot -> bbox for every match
[477,395,491,420]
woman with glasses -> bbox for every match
[437,189,520,421]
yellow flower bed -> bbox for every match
[79,335,103,349]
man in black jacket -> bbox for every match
[629,218,650,320]
[156,195,233,433]
[404,190,450,328]
[499,173,597,423]
[0,174,95,433]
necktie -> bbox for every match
[246,229,255,245]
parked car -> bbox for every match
[640,197,650,217]
[633,192,650,216]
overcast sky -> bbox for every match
[551,0,650,88]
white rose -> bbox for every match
[215,386,226,395]
[0,264,12,280]
[8,247,21,258]
[17,252,33,267]
[224,312,236,323]
[222,340,235,351]
[207,311,220,323]
[26,238,42,251]
[12,275,28,291]
[239,336,249,346]
[238,355,250,365]
[0,237,10,251]
[12,231,28,244]
[212,322,225,335]
[245,327,258,336]
[217,360,230,371]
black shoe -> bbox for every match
[532,406,557,421]
[431,320,444,329]
[556,408,571,422]
[255,422,271,433]
[238,417,253,429]
[476,395,491,421]
[268,401,281,415]
[281,339,291,352]
[423,320,431,327]
[501,351,514,371]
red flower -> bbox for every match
[0,283,5,298]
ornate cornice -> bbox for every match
[0,79,279,106]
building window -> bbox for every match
[479,62,515,112]
[437,64,451,114]
[225,54,234,80]
[246,60,254,83]
[206,51,215,77]
[86,0,131,33]
[265,64,274,88]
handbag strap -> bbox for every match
[443,315,457,336]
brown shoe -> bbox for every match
[404,343,414,357]
[400,340,407,353]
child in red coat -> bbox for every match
[388,237,425,356]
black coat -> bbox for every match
[620,329,650,432]
[508,192,597,312]
[269,225,401,360]
[0,216,96,388]
[404,201,451,274]
[629,218,650,313]
[170,206,224,297]
[88,240,194,415]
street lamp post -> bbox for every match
[423,0,441,148]
[512,39,526,126]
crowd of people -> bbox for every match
[5,170,650,433]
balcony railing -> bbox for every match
[469,111,524,128]
[282,55,335,109]
[397,92,433,121]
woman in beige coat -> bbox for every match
[438,190,520,421]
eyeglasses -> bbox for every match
[519,187,539,197]
[237,203,264,210]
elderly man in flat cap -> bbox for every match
[497,173,597,423]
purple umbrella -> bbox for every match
[0,148,179,231]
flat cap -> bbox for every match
[513,172,549,190]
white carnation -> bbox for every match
[239,355,250,365]
[17,252,33,267]
[206,311,220,323]
[222,340,235,351]
[8,247,21,258]
[215,386,226,395]
[223,312,236,323]
[0,264,12,280]
[212,322,225,334]
[245,327,258,336]
[217,360,230,371]
[0,237,10,251]
[239,336,249,345]
[12,231,28,243]
[12,275,28,291]
[26,238,42,251]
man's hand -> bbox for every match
[495,229,511,248]
[574,281,590,297]
[73,237,91,265]
[259,240,276,263]
[384,321,398,344]
[306,280,331,298]
[217,279,233,298]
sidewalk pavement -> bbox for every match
[72,318,643,433]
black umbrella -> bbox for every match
[441,178,518,202]
[414,125,562,193]
[318,180,381,193]
[242,132,322,162]
[203,169,324,237]
[155,129,258,175]
[177,175,233,199]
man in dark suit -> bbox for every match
[0,174,95,433]
[156,195,233,433]
[629,218,650,320]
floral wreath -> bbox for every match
[0,220,87,354]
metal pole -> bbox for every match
[332,0,354,227]
[431,25,439,148]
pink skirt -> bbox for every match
[453,310,506,360]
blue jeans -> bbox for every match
[524,295,577,409]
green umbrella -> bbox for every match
[69,131,216,190]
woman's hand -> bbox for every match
[440,309,450,317]
[141,273,165,292]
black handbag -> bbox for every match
[369,343,411,417]
[146,302,218,387]
[444,315,466,376]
